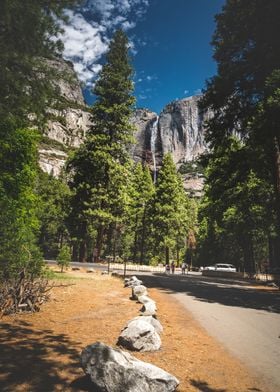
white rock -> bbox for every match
[131,316,163,334]
[118,318,161,352]
[81,342,179,391]
[141,301,157,316]
[132,285,148,298]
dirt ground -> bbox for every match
[0,268,273,392]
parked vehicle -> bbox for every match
[214,263,236,272]
[204,265,216,271]
[203,263,236,272]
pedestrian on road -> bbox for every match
[165,264,170,274]
[171,261,175,274]
[181,262,186,275]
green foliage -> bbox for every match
[150,154,194,264]
[67,30,136,262]
[0,127,43,279]
[0,0,79,279]
[36,171,71,258]
[57,245,71,272]
[197,138,274,271]
[199,0,280,269]
[0,0,79,126]
[178,160,205,175]
[122,163,155,264]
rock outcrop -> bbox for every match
[38,59,91,175]
[131,96,210,168]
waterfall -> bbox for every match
[151,116,159,183]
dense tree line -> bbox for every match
[0,1,195,280]
[63,31,195,265]
[197,0,280,272]
[5,0,278,278]
[0,0,79,278]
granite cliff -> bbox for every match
[39,60,209,195]
[38,59,91,176]
[131,97,210,195]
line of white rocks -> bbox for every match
[80,275,179,392]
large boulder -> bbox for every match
[81,342,179,392]
[132,285,148,298]
[118,318,161,352]
[130,316,163,334]
[137,295,157,316]
[124,276,143,288]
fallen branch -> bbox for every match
[0,270,52,316]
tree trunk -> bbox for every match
[132,216,139,263]
[242,235,255,273]
[79,240,87,263]
[78,222,87,263]
[165,246,170,265]
[95,225,105,262]
[72,243,78,262]
[176,241,180,266]
[272,135,280,268]
[139,209,147,265]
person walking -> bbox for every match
[165,263,170,274]
[171,261,175,274]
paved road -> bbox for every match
[140,273,280,391]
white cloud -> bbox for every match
[146,75,157,82]
[59,10,108,85]
[184,89,189,95]
[59,1,150,86]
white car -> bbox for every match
[204,263,236,272]
[214,263,236,272]
[204,265,216,271]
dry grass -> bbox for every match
[0,268,271,392]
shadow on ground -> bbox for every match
[140,274,280,314]
[190,379,226,392]
[0,320,97,392]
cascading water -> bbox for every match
[151,116,159,183]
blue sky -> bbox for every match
[60,0,225,114]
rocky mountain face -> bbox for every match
[132,96,209,166]
[131,97,210,196]
[40,60,209,195]
[38,59,91,176]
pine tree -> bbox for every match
[200,0,280,267]
[0,0,79,279]
[0,0,79,126]
[124,163,155,264]
[67,30,135,262]
[197,139,273,272]
[151,154,192,265]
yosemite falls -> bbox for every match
[38,60,210,195]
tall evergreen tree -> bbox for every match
[0,0,79,278]
[197,139,273,272]
[151,154,192,265]
[201,0,280,267]
[67,30,135,262]
[0,0,78,125]
[124,163,155,264]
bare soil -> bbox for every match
[0,268,272,392]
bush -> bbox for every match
[57,245,71,272]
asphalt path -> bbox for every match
[140,273,280,392]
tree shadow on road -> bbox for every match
[140,274,280,313]
[0,320,91,391]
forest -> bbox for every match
[0,0,279,282]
